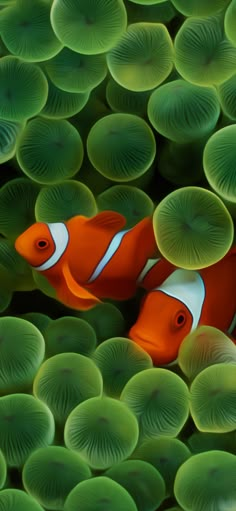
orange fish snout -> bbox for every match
[128,291,193,365]
[15,222,55,268]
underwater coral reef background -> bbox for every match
[0,0,235,510]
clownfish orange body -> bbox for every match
[15,211,157,310]
[129,247,236,366]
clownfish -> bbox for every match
[15,211,157,310]
[129,247,236,365]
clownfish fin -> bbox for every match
[86,211,126,230]
[62,263,101,304]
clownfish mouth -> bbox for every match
[130,331,156,349]
[130,329,179,366]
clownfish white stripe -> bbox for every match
[33,222,69,272]
[154,269,205,331]
[87,228,130,283]
[136,258,161,284]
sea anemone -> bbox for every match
[35,180,97,223]
[76,302,125,343]
[174,15,236,86]
[107,22,174,91]
[190,363,236,432]
[152,187,234,269]
[64,396,139,469]
[174,450,236,511]
[64,476,138,511]
[50,0,127,55]
[0,0,62,62]
[0,177,40,241]
[16,117,84,184]
[32,270,57,300]
[203,125,236,202]
[0,489,45,511]
[106,78,151,117]
[0,238,35,292]
[44,316,97,357]
[217,73,236,120]
[22,446,91,510]
[171,0,230,16]
[87,113,156,181]
[97,185,154,228]
[20,312,52,336]
[93,337,152,398]
[132,437,191,497]
[0,119,25,164]
[105,459,166,511]
[40,77,90,119]
[178,325,236,380]
[224,0,236,46]
[120,368,189,439]
[33,352,103,426]
[0,393,55,466]
[0,56,48,121]
[147,79,220,143]
[44,47,107,93]
[0,316,45,395]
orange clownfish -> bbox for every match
[129,247,236,366]
[15,211,157,310]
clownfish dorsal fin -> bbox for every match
[62,262,101,303]
[86,211,126,231]
[155,269,205,331]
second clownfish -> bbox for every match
[129,246,236,365]
[15,211,157,310]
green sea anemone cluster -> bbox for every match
[0,322,233,507]
[0,1,235,509]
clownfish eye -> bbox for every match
[35,239,49,250]
[173,311,186,328]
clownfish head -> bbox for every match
[15,222,69,271]
[129,269,205,366]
